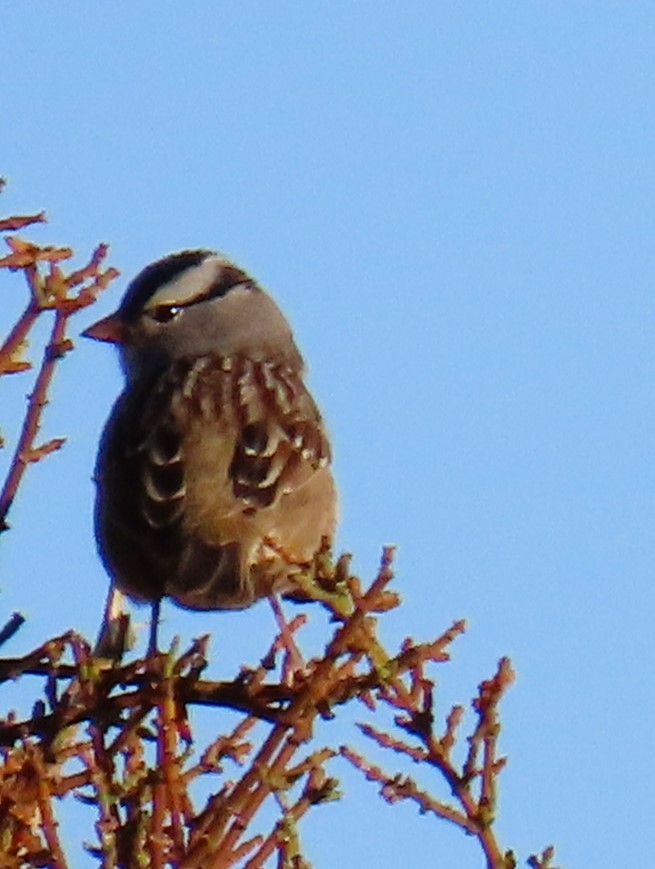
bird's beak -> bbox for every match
[82,312,125,344]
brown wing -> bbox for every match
[94,367,196,604]
[227,357,331,509]
[95,354,334,610]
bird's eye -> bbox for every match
[148,305,181,323]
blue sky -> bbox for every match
[2,3,655,866]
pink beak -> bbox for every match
[82,312,125,344]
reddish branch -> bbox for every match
[0,211,46,232]
[30,743,69,869]
[0,306,69,529]
[0,547,555,867]
[0,301,39,375]
[528,846,560,869]
[0,215,118,531]
[342,653,517,868]
[0,551,551,869]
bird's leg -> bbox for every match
[148,598,161,656]
[94,585,133,660]
[268,594,305,678]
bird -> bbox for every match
[82,249,337,656]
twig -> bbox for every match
[30,742,70,868]
[0,611,25,648]
[340,745,479,834]
[0,211,46,232]
[0,308,70,530]
[0,225,118,532]
[0,301,39,375]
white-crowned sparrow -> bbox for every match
[83,249,337,654]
